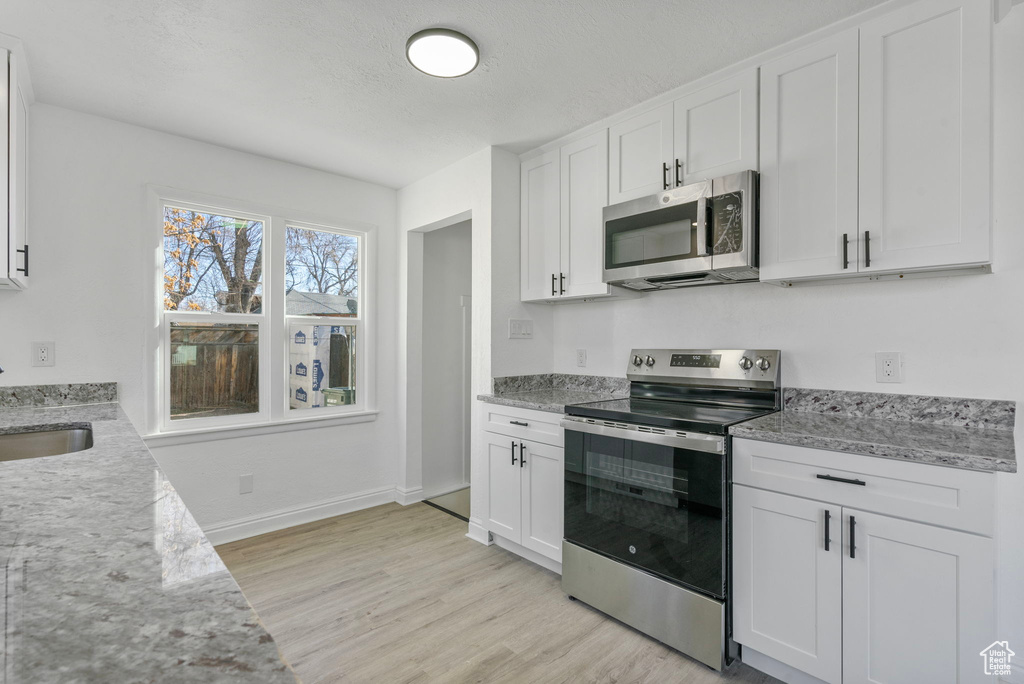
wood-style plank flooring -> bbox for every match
[218,503,780,684]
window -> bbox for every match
[155,197,371,432]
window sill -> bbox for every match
[143,410,379,447]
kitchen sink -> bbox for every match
[0,427,94,461]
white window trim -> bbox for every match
[145,185,378,437]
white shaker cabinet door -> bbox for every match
[608,103,674,205]
[732,485,843,684]
[858,0,991,272]
[759,30,859,282]
[560,130,610,299]
[484,432,522,544]
[672,69,758,186]
[520,149,561,301]
[519,439,564,562]
[842,509,995,684]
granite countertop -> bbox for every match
[731,388,1017,473]
[477,388,623,413]
[0,402,297,682]
[478,373,629,413]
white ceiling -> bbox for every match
[5,0,888,189]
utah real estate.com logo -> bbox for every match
[980,641,1014,677]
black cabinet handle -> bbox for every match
[520,442,526,467]
[842,233,849,270]
[16,244,28,276]
[509,420,528,427]
[551,273,556,297]
[662,162,671,190]
[864,230,871,268]
[816,474,866,486]
[824,509,831,552]
[559,272,565,295]
[511,441,517,466]
[849,515,857,559]
[675,159,683,187]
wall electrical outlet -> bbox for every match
[31,341,55,367]
[509,319,533,339]
[239,474,254,495]
[875,352,903,383]
[576,349,587,367]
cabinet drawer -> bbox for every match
[480,403,564,447]
[733,438,994,536]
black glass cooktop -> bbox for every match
[564,397,777,435]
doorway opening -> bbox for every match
[420,219,472,518]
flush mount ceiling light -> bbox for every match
[406,28,479,78]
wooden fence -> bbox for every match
[170,325,259,419]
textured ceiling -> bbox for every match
[4,0,888,189]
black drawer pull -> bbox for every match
[662,162,671,190]
[509,421,528,427]
[511,441,517,466]
[519,442,526,467]
[824,509,831,552]
[842,233,849,270]
[849,515,857,559]
[816,474,866,486]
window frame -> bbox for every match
[147,187,376,437]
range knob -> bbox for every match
[755,356,772,371]
[632,354,643,367]
[738,356,754,371]
[645,355,656,367]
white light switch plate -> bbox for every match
[239,474,254,494]
[509,319,533,339]
[875,352,903,383]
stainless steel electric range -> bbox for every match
[560,349,781,671]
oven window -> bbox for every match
[605,203,698,269]
[564,430,725,598]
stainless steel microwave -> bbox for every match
[602,170,758,290]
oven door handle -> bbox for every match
[560,418,725,455]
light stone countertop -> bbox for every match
[477,389,624,413]
[0,402,297,682]
[731,406,1016,473]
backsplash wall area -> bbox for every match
[546,12,1024,674]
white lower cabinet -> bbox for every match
[733,439,996,684]
[480,405,564,564]
[733,486,842,683]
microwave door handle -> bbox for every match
[696,195,711,257]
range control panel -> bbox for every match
[627,349,781,390]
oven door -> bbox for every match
[602,180,713,284]
[561,419,727,599]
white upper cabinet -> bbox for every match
[520,149,561,301]
[521,130,611,303]
[608,103,674,205]
[858,0,991,273]
[759,30,860,282]
[608,70,759,207]
[760,0,992,283]
[672,69,758,186]
[560,131,609,299]
[1,47,30,290]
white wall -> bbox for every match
[421,220,472,496]
[397,146,532,538]
[0,104,401,538]
[550,12,1024,668]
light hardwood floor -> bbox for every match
[218,503,781,684]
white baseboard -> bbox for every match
[466,518,492,545]
[203,486,396,546]
[395,486,424,506]
[741,647,829,684]
[492,535,562,575]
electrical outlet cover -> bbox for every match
[31,341,55,367]
[576,349,587,367]
[875,352,903,383]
